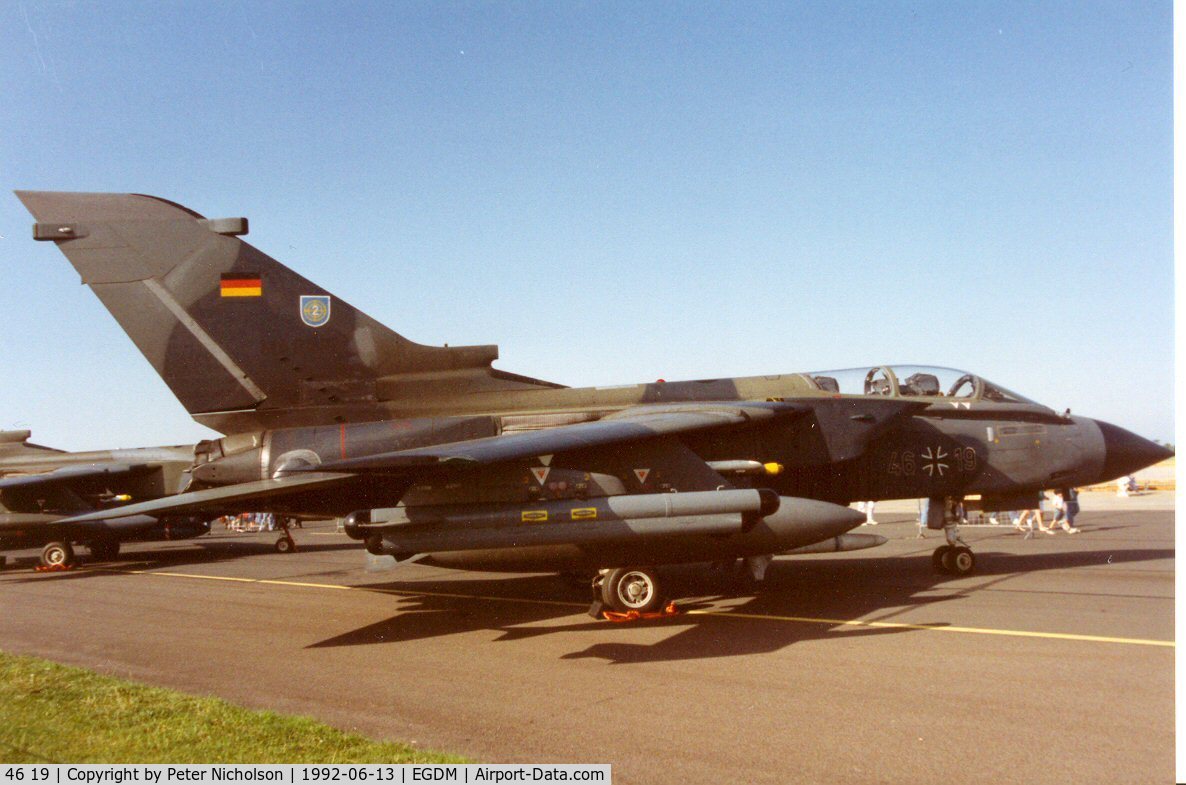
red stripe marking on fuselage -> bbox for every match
[340,423,347,459]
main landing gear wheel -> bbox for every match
[932,545,976,575]
[41,541,75,568]
[601,567,664,613]
[87,539,120,561]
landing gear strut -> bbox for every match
[927,497,976,576]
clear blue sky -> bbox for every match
[0,1,1172,450]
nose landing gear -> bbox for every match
[926,496,976,576]
[932,544,975,575]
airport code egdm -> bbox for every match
[4,767,611,785]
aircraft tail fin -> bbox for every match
[16,191,562,433]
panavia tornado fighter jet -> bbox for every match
[0,429,207,568]
[16,191,1171,612]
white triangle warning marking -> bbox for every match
[531,467,551,485]
[633,468,651,484]
[539,454,553,466]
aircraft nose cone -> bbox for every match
[1093,419,1174,483]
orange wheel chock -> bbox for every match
[601,601,681,622]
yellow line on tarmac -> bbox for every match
[136,571,257,583]
[682,609,1175,648]
[111,568,1173,648]
[256,578,353,591]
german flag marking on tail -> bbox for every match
[220,272,262,297]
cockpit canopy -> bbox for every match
[801,366,1035,404]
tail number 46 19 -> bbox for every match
[887,447,977,477]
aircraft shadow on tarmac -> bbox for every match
[4,517,1170,664]
[307,543,1172,664]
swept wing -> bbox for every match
[56,403,807,523]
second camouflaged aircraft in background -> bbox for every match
[17,191,1171,613]
[0,429,206,567]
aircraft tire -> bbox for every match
[41,541,75,568]
[949,546,975,575]
[274,537,295,554]
[931,546,953,574]
[87,539,120,561]
[939,548,957,573]
[601,567,664,613]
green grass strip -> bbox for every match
[0,651,466,764]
